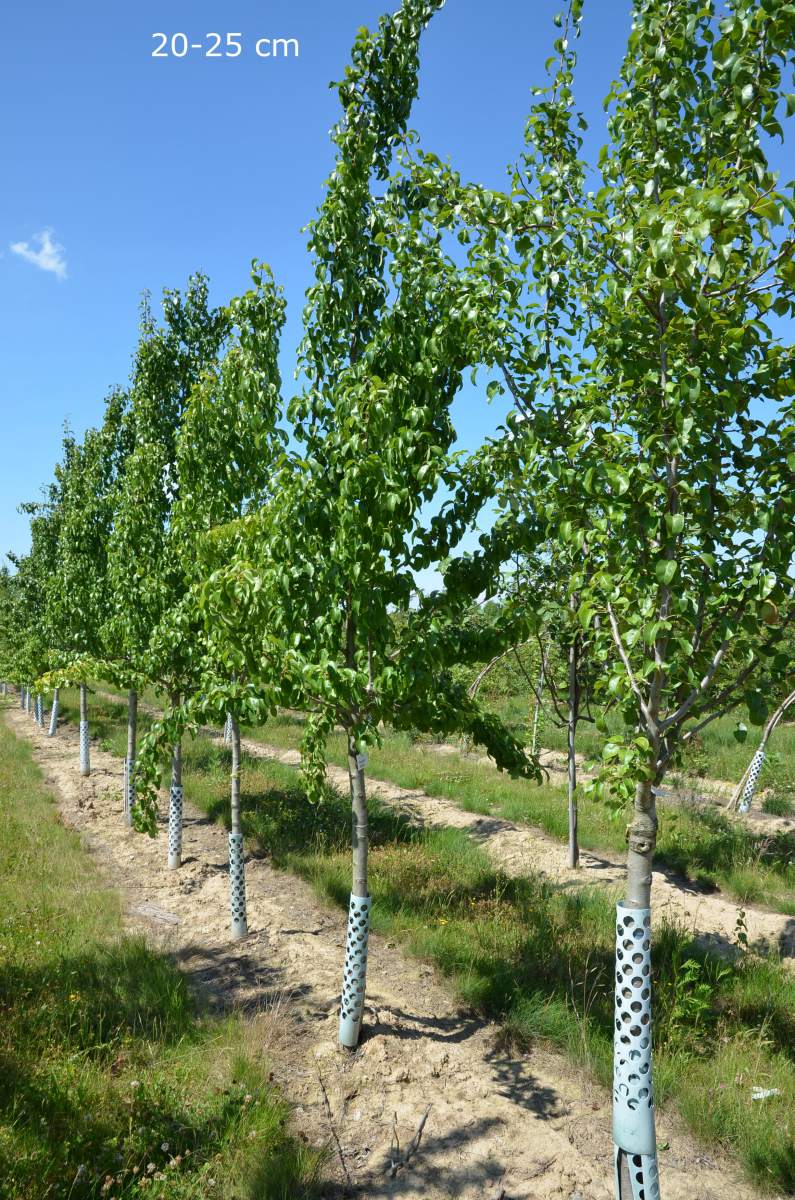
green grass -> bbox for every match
[237,714,795,918]
[71,686,795,918]
[0,701,326,1200]
[489,693,795,787]
[47,691,795,1193]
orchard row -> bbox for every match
[2,3,793,1196]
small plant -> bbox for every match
[762,791,794,818]
[662,953,731,1049]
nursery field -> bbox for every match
[0,704,325,1200]
[3,2,794,1199]
[16,685,793,1197]
[92,681,795,919]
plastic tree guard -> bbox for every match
[79,721,91,776]
[613,902,660,1199]
[738,747,766,814]
[228,832,248,939]
[339,893,372,1048]
[167,785,184,869]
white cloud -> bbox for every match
[10,228,67,280]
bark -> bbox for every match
[348,736,369,899]
[48,687,59,737]
[530,648,547,757]
[230,716,242,836]
[567,636,579,870]
[171,738,182,794]
[625,778,658,908]
[126,689,137,824]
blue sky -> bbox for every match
[2,1,790,566]
[0,0,639,561]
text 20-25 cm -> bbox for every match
[152,33,300,59]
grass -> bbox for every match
[0,701,326,1200]
[489,692,795,787]
[72,684,795,916]
[46,691,795,1193]
[236,714,795,918]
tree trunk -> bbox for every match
[125,689,138,825]
[167,733,183,869]
[79,683,91,777]
[48,687,59,737]
[228,715,248,939]
[625,779,657,909]
[530,646,547,757]
[339,735,372,1049]
[567,637,579,869]
[614,775,659,1199]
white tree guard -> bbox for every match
[168,785,184,869]
[339,893,372,1048]
[613,903,659,1199]
[228,832,248,939]
[24,688,31,714]
[34,695,43,726]
[48,691,59,737]
[79,721,90,776]
[738,747,766,814]
[223,713,233,745]
[123,757,136,826]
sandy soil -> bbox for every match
[93,686,795,960]
[422,741,795,838]
[232,736,795,967]
[2,702,769,1200]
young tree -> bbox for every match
[405,0,795,1192]
[47,398,127,775]
[164,265,287,936]
[195,0,536,1053]
[105,276,227,838]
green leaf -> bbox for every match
[655,560,677,586]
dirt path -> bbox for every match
[3,704,765,1200]
[92,688,795,963]
[232,735,795,967]
[423,740,795,837]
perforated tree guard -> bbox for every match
[79,721,90,776]
[48,692,59,737]
[223,714,233,745]
[168,786,184,869]
[123,758,136,826]
[34,695,43,726]
[738,747,766,814]
[339,893,372,1048]
[228,832,248,939]
[613,902,659,1199]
